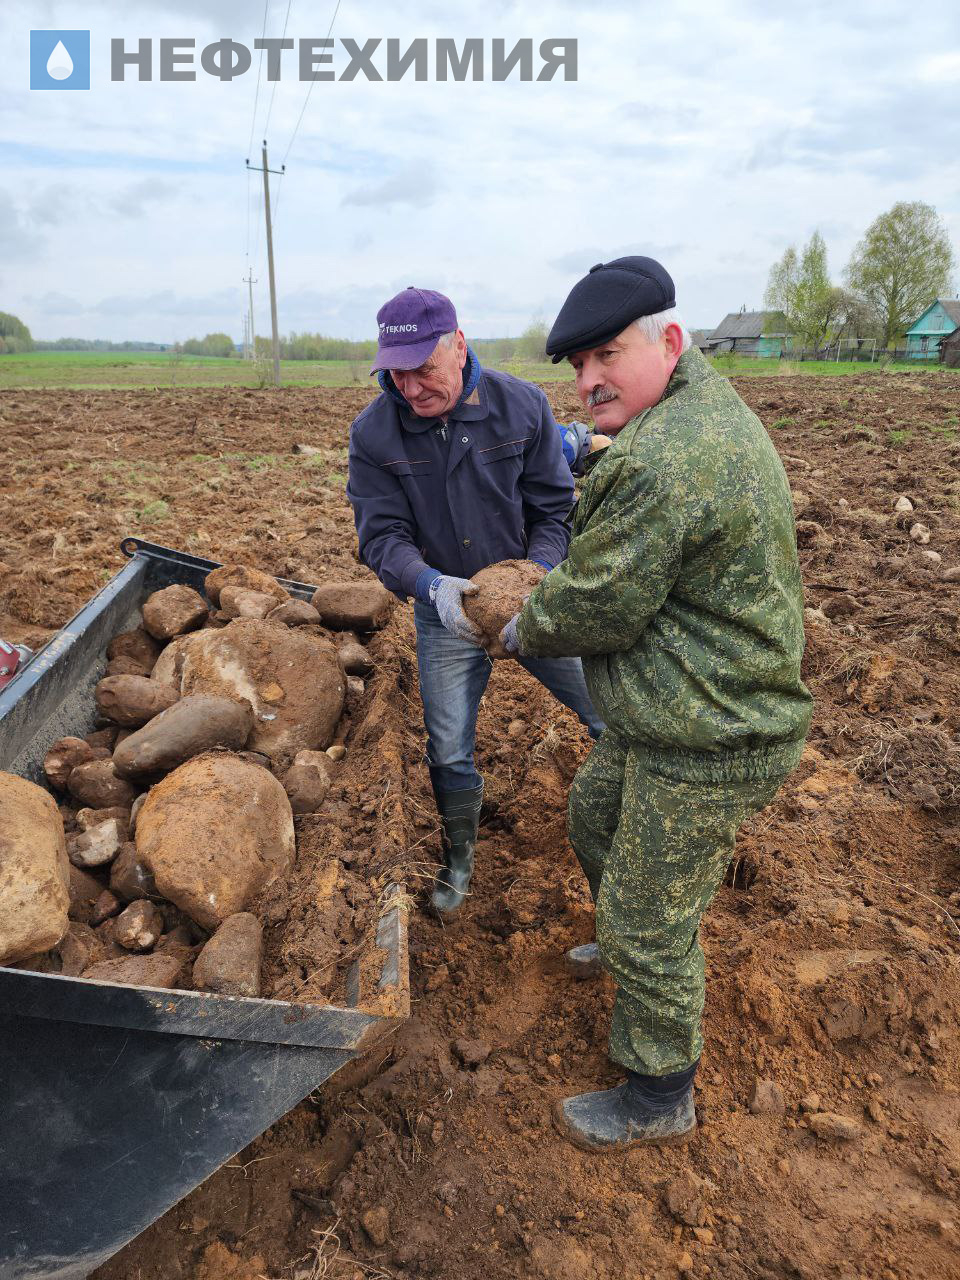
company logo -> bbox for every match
[30,30,91,90]
[380,323,419,334]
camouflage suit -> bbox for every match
[517,348,813,1076]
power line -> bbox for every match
[263,0,294,142]
[244,0,271,266]
[280,0,342,169]
[246,0,271,160]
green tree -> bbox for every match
[845,201,956,349]
[517,318,549,362]
[0,311,34,354]
[764,231,838,348]
[180,332,236,358]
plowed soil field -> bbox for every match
[2,371,960,1280]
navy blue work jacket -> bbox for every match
[346,365,574,599]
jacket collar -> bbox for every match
[660,345,716,402]
[378,345,488,433]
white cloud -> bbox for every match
[1,0,958,341]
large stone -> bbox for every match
[141,584,208,641]
[67,759,138,809]
[107,627,162,672]
[136,753,295,929]
[113,694,254,778]
[310,580,396,631]
[463,560,546,647]
[150,633,197,688]
[94,674,179,727]
[0,772,71,964]
[204,564,288,608]
[44,737,98,791]
[179,620,344,768]
[81,953,184,989]
[192,913,263,997]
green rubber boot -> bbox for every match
[430,784,483,917]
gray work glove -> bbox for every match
[428,574,481,643]
[498,613,522,656]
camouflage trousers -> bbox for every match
[568,731,791,1076]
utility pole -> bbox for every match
[243,270,258,361]
[246,142,284,387]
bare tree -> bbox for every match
[845,201,956,349]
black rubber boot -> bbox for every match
[430,784,483,917]
[554,1062,698,1152]
[564,941,602,979]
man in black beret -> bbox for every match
[496,257,812,1150]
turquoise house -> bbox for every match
[905,299,960,360]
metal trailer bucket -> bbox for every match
[0,540,409,1280]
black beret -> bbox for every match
[546,256,676,363]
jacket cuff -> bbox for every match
[412,565,443,603]
[530,558,554,572]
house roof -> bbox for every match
[906,298,960,333]
[706,310,790,342]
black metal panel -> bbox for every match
[0,1003,351,1280]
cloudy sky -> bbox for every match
[1,0,958,344]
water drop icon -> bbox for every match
[46,40,74,81]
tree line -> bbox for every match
[764,201,956,350]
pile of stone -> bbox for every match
[0,565,394,996]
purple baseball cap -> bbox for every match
[370,287,458,374]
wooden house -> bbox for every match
[905,299,960,361]
[704,311,792,357]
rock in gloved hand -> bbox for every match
[462,559,545,653]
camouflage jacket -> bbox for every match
[517,347,813,772]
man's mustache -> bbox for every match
[587,386,617,407]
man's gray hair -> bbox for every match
[437,330,458,349]
[634,307,691,353]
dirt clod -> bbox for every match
[748,1078,786,1115]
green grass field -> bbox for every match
[0,349,956,391]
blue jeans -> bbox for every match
[414,601,605,792]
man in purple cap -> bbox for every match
[347,286,604,917]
